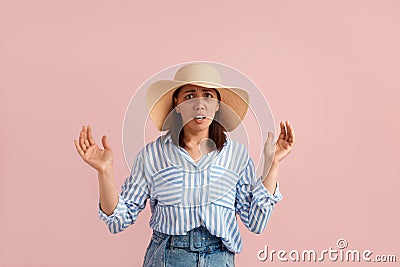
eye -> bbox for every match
[205,93,213,98]
[184,94,194,100]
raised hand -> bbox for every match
[274,121,295,163]
[264,121,295,164]
[74,125,114,172]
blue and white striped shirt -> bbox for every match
[98,133,283,253]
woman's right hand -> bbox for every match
[74,125,114,172]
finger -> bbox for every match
[83,125,90,147]
[278,122,286,141]
[266,131,274,144]
[79,126,87,151]
[74,139,85,158]
[87,125,96,146]
[284,121,290,142]
[102,135,111,150]
[79,126,84,146]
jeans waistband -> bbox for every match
[153,226,224,252]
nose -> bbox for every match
[194,97,206,110]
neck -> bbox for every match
[182,126,209,145]
[180,126,217,155]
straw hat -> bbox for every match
[145,63,249,132]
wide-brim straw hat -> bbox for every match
[145,63,250,132]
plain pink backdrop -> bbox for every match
[1,1,399,266]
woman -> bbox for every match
[74,63,295,266]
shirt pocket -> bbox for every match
[152,166,183,206]
[208,166,239,210]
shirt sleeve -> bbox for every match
[235,157,283,234]
[98,152,150,234]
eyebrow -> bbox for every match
[182,88,216,94]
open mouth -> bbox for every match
[194,115,206,121]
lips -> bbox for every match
[193,115,206,124]
[194,115,206,120]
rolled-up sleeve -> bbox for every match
[235,158,283,234]
[98,152,150,234]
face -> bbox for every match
[173,85,220,132]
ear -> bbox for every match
[216,103,220,112]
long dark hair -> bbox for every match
[167,86,227,152]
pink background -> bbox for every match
[1,0,399,266]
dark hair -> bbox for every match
[168,85,227,152]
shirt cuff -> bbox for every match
[252,177,283,205]
[98,193,128,223]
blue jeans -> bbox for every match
[142,226,235,267]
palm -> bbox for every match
[83,144,113,171]
[264,121,295,164]
[74,125,114,172]
[274,138,292,162]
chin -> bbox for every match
[186,119,212,132]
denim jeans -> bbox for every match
[142,226,235,267]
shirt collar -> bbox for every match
[161,132,230,146]
[162,133,172,144]
[161,132,231,145]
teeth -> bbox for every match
[194,115,206,120]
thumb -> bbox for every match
[102,135,112,150]
[266,132,274,144]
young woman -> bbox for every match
[74,63,295,266]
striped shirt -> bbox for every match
[98,133,283,253]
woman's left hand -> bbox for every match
[264,121,295,164]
